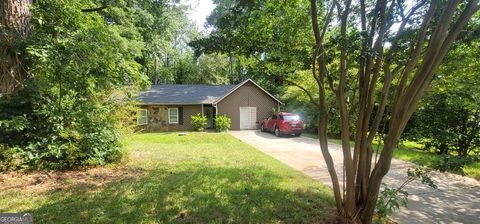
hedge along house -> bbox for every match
[137,79,282,131]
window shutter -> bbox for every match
[178,107,184,125]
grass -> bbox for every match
[303,132,480,180]
[0,132,335,223]
[375,140,480,180]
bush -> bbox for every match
[0,86,127,171]
[215,115,231,132]
[432,155,476,175]
[404,93,480,157]
[191,113,208,131]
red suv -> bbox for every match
[260,112,304,137]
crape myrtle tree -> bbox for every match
[308,0,479,222]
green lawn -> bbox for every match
[303,132,480,180]
[391,141,480,180]
[0,133,334,223]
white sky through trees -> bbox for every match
[182,0,215,31]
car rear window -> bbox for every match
[282,115,299,121]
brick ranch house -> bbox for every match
[137,79,283,131]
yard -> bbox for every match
[0,133,335,223]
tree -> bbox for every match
[0,0,32,94]
[0,0,158,170]
[309,0,479,222]
[404,24,480,157]
[409,92,480,157]
[190,0,314,89]
[186,53,230,85]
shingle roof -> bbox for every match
[138,84,236,105]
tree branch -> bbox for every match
[81,5,107,13]
[283,79,320,108]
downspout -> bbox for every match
[213,103,218,129]
[213,104,218,116]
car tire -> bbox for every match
[260,124,265,132]
[274,127,281,137]
[294,133,301,137]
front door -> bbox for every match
[240,107,257,129]
[204,106,214,128]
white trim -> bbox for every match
[201,104,204,116]
[137,109,148,125]
[213,79,283,105]
[168,107,179,124]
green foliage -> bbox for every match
[215,115,231,132]
[190,113,208,132]
[186,53,231,84]
[282,70,356,138]
[433,155,478,175]
[403,20,480,158]
[403,41,480,158]
[376,167,436,222]
[0,86,127,170]
[0,115,28,132]
[190,0,314,90]
[101,0,231,85]
[375,186,408,223]
[405,93,480,157]
[406,167,437,189]
[0,0,147,170]
[282,70,320,132]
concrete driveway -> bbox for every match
[229,130,480,224]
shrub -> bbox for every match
[404,93,480,157]
[432,155,475,175]
[215,115,231,132]
[0,86,127,171]
[191,113,208,131]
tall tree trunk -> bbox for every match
[309,0,479,223]
[229,52,234,84]
[0,0,32,94]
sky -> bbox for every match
[182,0,216,31]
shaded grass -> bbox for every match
[0,132,335,223]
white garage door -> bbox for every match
[240,107,257,130]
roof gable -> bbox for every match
[213,79,283,105]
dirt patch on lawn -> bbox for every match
[0,166,145,193]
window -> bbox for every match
[168,108,179,124]
[272,114,277,120]
[137,109,148,125]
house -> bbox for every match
[137,79,282,131]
